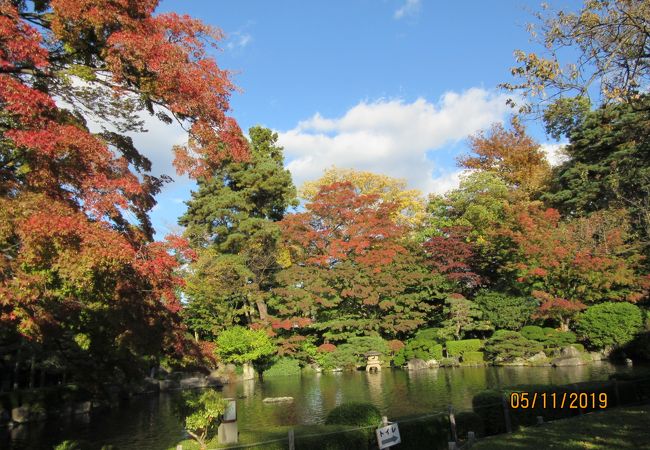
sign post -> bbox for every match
[218,398,238,444]
[376,416,401,449]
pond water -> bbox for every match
[2,362,647,450]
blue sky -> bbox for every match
[139,0,578,237]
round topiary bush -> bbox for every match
[576,302,643,350]
[325,402,382,427]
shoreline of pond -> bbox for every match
[3,362,649,449]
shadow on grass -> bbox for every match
[473,404,650,450]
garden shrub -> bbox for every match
[446,339,482,357]
[439,357,460,367]
[520,326,576,349]
[347,335,390,358]
[483,331,543,362]
[576,302,643,349]
[318,335,390,369]
[325,402,382,427]
[570,343,585,353]
[393,339,443,366]
[414,327,447,344]
[474,291,537,331]
[472,390,505,435]
[455,411,485,438]
[490,329,511,338]
[316,345,358,371]
[398,413,449,450]
[296,426,371,449]
[520,325,545,341]
[461,351,485,365]
[505,384,578,427]
[263,358,302,377]
[543,328,577,348]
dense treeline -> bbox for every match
[1,0,649,403]
[178,0,650,374]
[181,103,650,372]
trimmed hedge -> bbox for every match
[415,327,447,344]
[296,426,371,449]
[472,390,506,435]
[263,358,301,377]
[473,377,650,437]
[325,402,382,427]
[455,411,485,438]
[398,413,450,449]
[462,351,485,365]
[446,339,482,357]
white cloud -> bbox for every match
[126,113,190,185]
[55,77,190,188]
[226,31,253,50]
[394,0,421,19]
[429,170,465,195]
[277,88,512,195]
[541,142,569,166]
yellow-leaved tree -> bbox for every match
[300,167,426,228]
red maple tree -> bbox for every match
[0,0,245,382]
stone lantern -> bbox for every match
[365,351,382,372]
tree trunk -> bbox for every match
[256,299,268,321]
[242,362,255,381]
[560,318,570,332]
[12,344,21,391]
[29,356,35,389]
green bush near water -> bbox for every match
[414,327,447,343]
[461,351,485,365]
[325,402,382,427]
[576,302,643,349]
[393,340,443,366]
[520,326,576,350]
[263,358,301,377]
[483,331,542,362]
[446,339,482,357]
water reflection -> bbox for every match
[2,362,646,450]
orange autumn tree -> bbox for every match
[271,182,444,343]
[0,0,246,388]
[505,205,646,330]
[458,118,551,195]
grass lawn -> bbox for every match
[473,404,650,450]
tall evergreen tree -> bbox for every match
[179,127,297,336]
[544,96,650,253]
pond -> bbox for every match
[2,362,647,450]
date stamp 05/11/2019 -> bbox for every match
[509,392,608,410]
